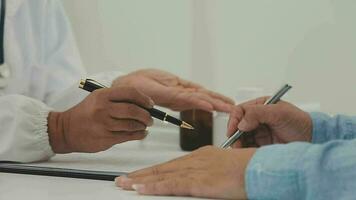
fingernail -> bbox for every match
[238,119,248,130]
[132,184,146,194]
[114,177,120,186]
[115,175,132,187]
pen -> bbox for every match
[79,79,194,130]
[220,84,292,148]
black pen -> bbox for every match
[79,79,194,130]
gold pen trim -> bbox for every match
[181,121,194,130]
[79,79,85,89]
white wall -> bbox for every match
[62,0,356,115]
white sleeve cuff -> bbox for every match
[0,95,54,162]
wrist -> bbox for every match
[232,148,257,199]
[302,111,313,142]
[47,112,72,153]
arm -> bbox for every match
[116,138,356,200]
[246,138,356,200]
[1,86,155,163]
[226,97,356,148]
[0,95,54,162]
[310,112,356,143]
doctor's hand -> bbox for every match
[115,146,256,200]
[227,97,312,148]
[112,69,234,113]
[48,87,154,153]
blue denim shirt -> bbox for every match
[246,112,356,200]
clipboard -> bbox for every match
[0,163,127,181]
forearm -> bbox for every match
[310,112,356,143]
[246,139,356,200]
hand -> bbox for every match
[48,87,154,153]
[115,146,256,200]
[113,69,235,112]
[227,97,313,148]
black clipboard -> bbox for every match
[0,163,127,181]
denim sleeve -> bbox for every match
[245,112,356,199]
[246,139,356,200]
[245,139,356,200]
[310,112,356,143]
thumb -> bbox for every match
[237,105,276,132]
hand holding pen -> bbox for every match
[79,79,194,130]
[221,84,292,148]
[225,93,314,148]
[48,85,156,153]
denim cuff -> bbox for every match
[246,142,311,200]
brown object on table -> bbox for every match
[180,109,213,151]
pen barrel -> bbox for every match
[148,108,182,127]
[147,108,166,120]
[81,81,103,92]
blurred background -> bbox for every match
[62,0,356,115]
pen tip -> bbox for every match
[181,121,194,130]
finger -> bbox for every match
[178,79,235,110]
[132,178,193,196]
[238,96,270,107]
[129,161,182,179]
[179,78,203,89]
[172,92,214,111]
[109,130,148,145]
[129,154,194,178]
[226,107,244,137]
[109,103,153,126]
[198,88,235,105]
[188,92,231,113]
[108,87,154,108]
[117,171,188,190]
[237,104,277,132]
[104,118,146,132]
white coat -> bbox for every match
[0,0,122,162]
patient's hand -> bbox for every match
[116,146,256,200]
[113,69,234,112]
[227,97,312,148]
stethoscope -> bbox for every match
[0,0,9,88]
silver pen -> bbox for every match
[220,84,292,148]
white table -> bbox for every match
[0,126,207,200]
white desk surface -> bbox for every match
[0,127,207,200]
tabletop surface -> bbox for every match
[0,126,208,200]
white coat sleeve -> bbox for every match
[0,1,126,163]
[39,0,125,111]
[0,95,54,162]
[28,0,86,108]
